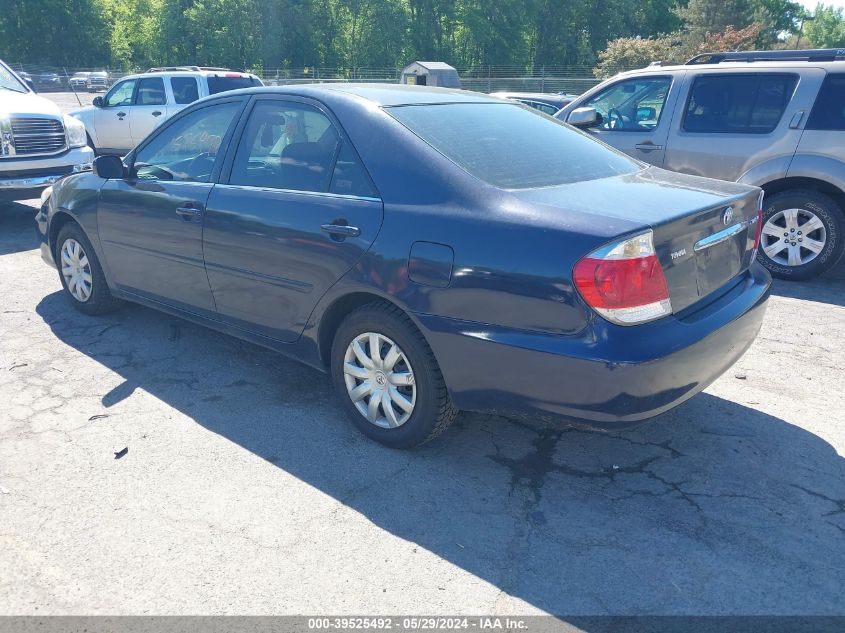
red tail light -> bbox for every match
[752,207,763,256]
[573,231,672,325]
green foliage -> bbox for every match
[805,3,845,48]
[0,0,813,73]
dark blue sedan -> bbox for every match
[36,85,770,448]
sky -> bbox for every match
[800,0,845,10]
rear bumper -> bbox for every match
[416,264,771,428]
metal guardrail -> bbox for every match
[8,64,613,95]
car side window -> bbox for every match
[132,102,240,183]
[171,77,199,105]
[683,74,798,134]
[229,101,342,193]
[136,77,166,106]
[581,76,671,131]
[329,142,378,198]
[806,74,845,131]
[105,79,136,107]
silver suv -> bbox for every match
[559,49,845,280]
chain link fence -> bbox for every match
[8,63,609,95]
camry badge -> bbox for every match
[722,207,734,226]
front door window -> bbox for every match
[581,77,672,131]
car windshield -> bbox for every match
[0,61,27,93]
[388,103,640,189]
[207,75,261,95]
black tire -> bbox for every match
[330,302,457,449]
[758,189,844,280]
[55,222,121,315]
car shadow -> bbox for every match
[36,292,845,616]
[771,276,845,308]
[0,201,39,256]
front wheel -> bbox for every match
[330,303,457,449]
[758,189,844,280]
[56,222,121,315]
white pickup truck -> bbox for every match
[0,59,93,204]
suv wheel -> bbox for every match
[330,302,457,449]
[759,189,844,280]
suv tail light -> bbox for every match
[573,230,672,326]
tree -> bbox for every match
[594,35,680,77]
[805,3,845,48]
[0,0,109,67]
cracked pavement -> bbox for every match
[1,197,844,617]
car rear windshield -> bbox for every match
[207,75,261,95]
[387,103,640,189]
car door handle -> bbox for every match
[635,142,663,151]
[176,205,203,220]
[321,223,361,238]
[152,111,162,117]
[117,111,126,119]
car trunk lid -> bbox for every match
[510,167,762,315]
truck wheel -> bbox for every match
[758,189,844,280]
[331,302,457,449]
[55,222,121,315]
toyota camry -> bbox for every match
[36,85,771,448]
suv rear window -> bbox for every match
[388,103,640,189]
[684,74,798,134]
[207,75,261,95]
[807,74,845,131]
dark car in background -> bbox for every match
[490,91,576,115]
[37,85,770,448]
[33,72,63,92]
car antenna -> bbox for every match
[64,67,83,107]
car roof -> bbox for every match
[206,83,502,107]
[120,69,258,81]
[617,59,845,77]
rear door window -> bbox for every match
[229,100,341,193]
[683,74,798,134]
[135,77,166,105]
[806,73,845,130]
[171,77,199,104]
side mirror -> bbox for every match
[636,106,656,121]
[568,107,600,128]
[25,79,36,92]
[92,96,104,107]
[93,155,124,180]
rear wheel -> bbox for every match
[330,302,457,449]
[758,189,844,280]
[56,222,121,315]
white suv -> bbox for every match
[70,67,262,155]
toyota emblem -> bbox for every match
[722,207,734,226]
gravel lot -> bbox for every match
[1,91,844,618]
